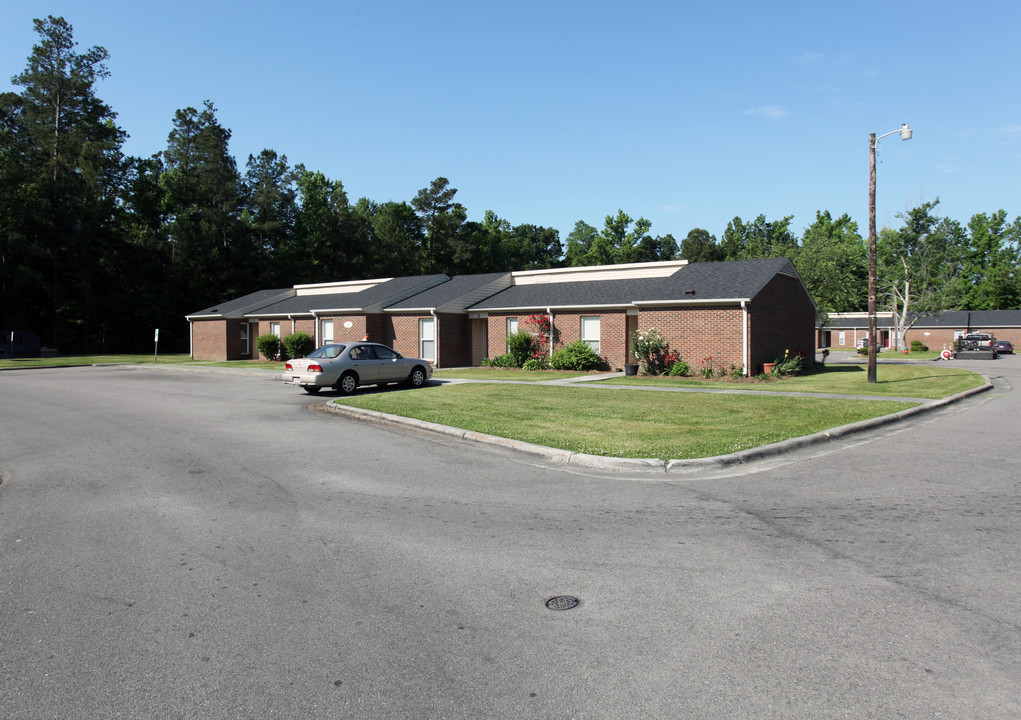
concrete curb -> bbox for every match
[315,376,994,474]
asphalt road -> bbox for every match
[1,359,1018,719]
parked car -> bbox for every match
[282,342,432,394]
[992,339,1013,354]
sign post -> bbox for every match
[154,329,160,363]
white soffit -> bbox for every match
[511,260,687,286]
[294,278,390,296]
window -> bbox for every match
[322,319,334,343]
[506,317,518,351]
[838,331,845,346]
[420,317,436,362]
[240,323,250,355]
[581,316,600,353]
[269,321,280,337]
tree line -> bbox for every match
[2,17,1019,354]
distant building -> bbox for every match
[186,258,817,375]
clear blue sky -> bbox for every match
[3,0,1018,244]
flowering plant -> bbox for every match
[524,313,551,358]
[698,356,716,379]
[774,348,803,375]
[630,328,668,374]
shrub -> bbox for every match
[549,340,602,371]
[522,357,549,371]
[256,333,281,360]
[729,363,744,379]
[667,359,690,376]
[910,340,928,352]
[505,330,535,367]
[631,328,667,374]
[482,353,517,368]
[282,331,315,359]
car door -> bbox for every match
[372,345,406,382]
[346,344,378,383]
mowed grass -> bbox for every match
[0,354,284,371]
[0,353,193,368]
[333,383,917,460]
[601,363,983,399]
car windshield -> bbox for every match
[309,344,345,359]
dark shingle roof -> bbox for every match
[387,272,511,312]
[641,258,799,303]
[911,309,1021,328]
[470,258,802,310]
[248,275,449,316]
[186,288,293,318]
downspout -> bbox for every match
[546,308,554,360]
[288,315,297,334]
[189,319,194,359]
[430,309,438,366]
[312,311,319,346]
[741,301,749,376]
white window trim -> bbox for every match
[581,316,600,353]
[420,317,436,362]
[506,317,518,351]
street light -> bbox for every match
[867,123,912,384]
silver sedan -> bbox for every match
[282,342,433,394]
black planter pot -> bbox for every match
[624,363,639,376]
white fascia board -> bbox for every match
[185,313,223,320]
[470,303,631,312]
[245,311,315,319]
[632,297,749,307]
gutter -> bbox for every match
[741,300,749,376]
[632,297,750,307]
[547,307,554,359]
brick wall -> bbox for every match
[637,306,745,372]
[747,274,816,372]
[191,320,227,361]
[905,327,1021,349]
[388,315,421,359]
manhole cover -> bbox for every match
[546,595,580,611]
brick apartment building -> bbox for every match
[186,258,817,376]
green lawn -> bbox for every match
[600,363,983,399]
[0,353,192,368]
[0,354,284,370]
[333,383,918,460]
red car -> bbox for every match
[992,340,1013,354]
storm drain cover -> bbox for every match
[546,595,580,611]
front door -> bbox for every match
[626,314,638,363]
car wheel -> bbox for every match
[303,385,321,394]
[406,366,427,388]
[337,372,358,394]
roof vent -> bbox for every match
[685,289,696,295]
